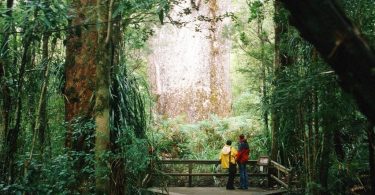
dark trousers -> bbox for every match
[239,163,249,189]
[226,164,236,189]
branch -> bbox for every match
[280,0,375,123]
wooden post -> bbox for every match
[188,163,193,187]
[267,169,272,188]
[287,168,292,190]
[265,165,269,187]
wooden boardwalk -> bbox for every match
[146,159,291,195]
[147,187,287,195]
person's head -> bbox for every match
[226,140,232,146]
[239,134,245,141]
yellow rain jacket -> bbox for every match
[219,145,238,169]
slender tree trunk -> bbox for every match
[368,123,375,195]
[109,18,125,195]
[272,0,290,162]
[271,0,282,161]
[312,53,320,187]
[94,48,111,193]
[0,0,14,181]
[319,87,337,194]
[257,16,269,134]
[319,120,333,194]
[5,32,32,183]
[95,0,111,192]
[307,93,314,188]
[333,130,345,161]
[34,33,50,154]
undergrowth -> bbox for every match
[149,114,269,160]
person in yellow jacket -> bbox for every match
[219,140,238,190]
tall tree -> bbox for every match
[0,0,14,182]
[94,0,111,192]
[64,0,113,193]
[368,123,375,195]
[271,0,291,162]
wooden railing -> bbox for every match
[270,160,293,188]
[158,158,292,189]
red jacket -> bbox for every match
[237,141,249,164]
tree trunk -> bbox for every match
[257,15,269,134]
[271,0,282,162]
[64,0,97,149]
[64,0,98,192]
[95,0,111,192]
[319,119,333,194]
[109,16,125,195]
[34,33,50,154]
[5,32,32,184]
[280,0,375,124]
[65,0,112,193]
[368,123,375,195]
[271,0,289,161]
[0,1,13,181]
[318,85,337,194]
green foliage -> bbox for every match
[0,0,169,193]
[110,69,152,193]
[342,0,375,46]
[1,0,374,193]
[248,0,264,22]
[266,11,371,194]
[151,115,265,160]
[229,0,375,193]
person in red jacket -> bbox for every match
[237,134,250,189]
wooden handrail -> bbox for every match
[158,159,267,187]
[270,174,288,188]
[159,159,258,164]
[270,160,292,174]
[164,173,268,177]
[156,158,292,189]
[270,160,292,189]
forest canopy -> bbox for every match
[0,0,374,194]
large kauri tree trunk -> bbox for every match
[148,0,231,122]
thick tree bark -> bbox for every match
[64,0,98,193]
[280,0,375,124]
[64,0,97,149]
[65,0,112,193]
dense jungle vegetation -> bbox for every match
[0,0,374,194]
